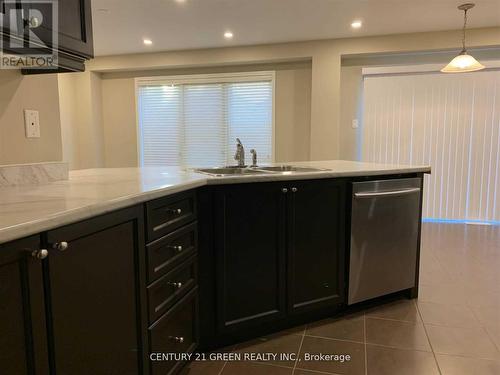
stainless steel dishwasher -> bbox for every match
[348,178,422,305]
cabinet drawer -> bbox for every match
[149,288,198,375]
[148,256,197,324]
[146,191,197,242]
[147,223,197,283]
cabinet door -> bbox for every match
[26,0,93,58]
[214,183,287,333]
[1,0,23,52]
[0,236,49,375]
[287,179,346,313]
[45,206,147,375]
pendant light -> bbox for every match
[441,3,485,73]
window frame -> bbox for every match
[134,71,276,167]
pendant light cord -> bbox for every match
[462,9,468,51]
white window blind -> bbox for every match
[362,70,500,223]
[137,72,274,168]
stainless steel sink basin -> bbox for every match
[194,165,329,176]
[255,165,328,173]
[195,167,269,176]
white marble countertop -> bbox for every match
[0,160,430,244]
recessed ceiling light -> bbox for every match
[351,20,362,29]
[143,39,153,45]
[175,0,186,3]
[224,31,233,39]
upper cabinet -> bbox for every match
[0,0,93,73]
[30,0,93,58]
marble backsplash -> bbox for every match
[0,162,69,186]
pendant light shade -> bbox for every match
[441,51,485,73]
[441,3,485,73]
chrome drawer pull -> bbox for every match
[167,208,182,215]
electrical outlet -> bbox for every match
[24,109,40,138]
[352,119,359,129]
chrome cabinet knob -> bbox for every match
[32,249,48,260]
[168,208,182,215]
[168,282,183,289]
[291,187,298,193]
[281,188,288,193]
[169,245,183,252]
[170,336,184,343]
[53,242,69,251]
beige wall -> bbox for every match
[1,27,498,168]
[58,74,79,169]
[56,26,499,169]
[339,66,363,160]
[100,62,312,167]
[101,76,138,167]
[0,70,62,165]
[57,72,105,170]
[88,27,500,163]
[274,67,311,162]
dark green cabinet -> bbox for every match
[287,179,346,313]
[213,182,287,333]
[0,236,49,375]
[44,206,148,375]
[211,179,346,337]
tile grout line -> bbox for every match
[303,334,365,345]
[217,360,228,375]
[469,307,500,355]
[290,367,344,375]
[292,325,307,374]
[363,312,368,375]
[304,332,436,354]
[413,298,443,375]
[364,315,423,324]
[217,344,237,375]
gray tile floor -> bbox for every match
[185,223,500,374]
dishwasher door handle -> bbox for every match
[354,187,421,199]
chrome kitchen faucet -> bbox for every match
[234,138,245,167]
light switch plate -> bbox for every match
[352,119,359,129]
[24,109,40,138]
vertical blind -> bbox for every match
[137,73,274,168]
[362,70,500,222]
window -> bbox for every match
[362,70,500,223]
[136,72,275,168]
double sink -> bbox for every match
[194,165,329,177]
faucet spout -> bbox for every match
[234,138,245,167]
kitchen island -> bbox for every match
[0,160,430,375]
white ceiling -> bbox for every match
[92,0,500,56]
